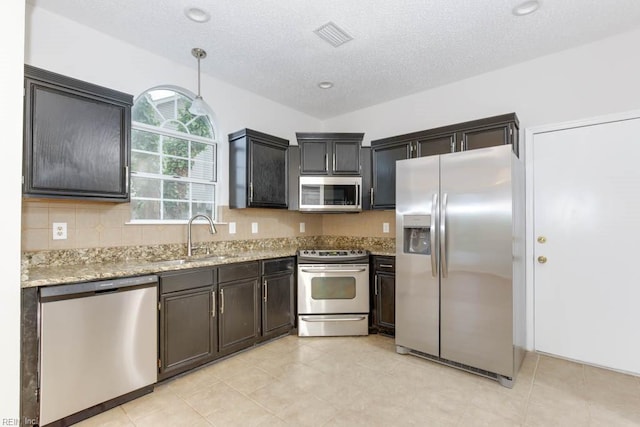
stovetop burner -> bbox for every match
[297,249,369,263]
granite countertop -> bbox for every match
[22,236,396,289]
[22,249,298,289]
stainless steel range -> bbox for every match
[297,249,370,337]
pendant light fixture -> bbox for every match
[189,47,208,116]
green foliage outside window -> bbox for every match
[131,88,216,221]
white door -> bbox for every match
[533,116,640,374]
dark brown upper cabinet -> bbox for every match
[228,128,289,209]
[296,132,364,176]
[370,113,519,210]
[23,65,132,202]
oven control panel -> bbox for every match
[297,249,369,263]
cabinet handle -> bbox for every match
[333,153,336,172]
[211,290,216,317]
[249,182,253,203]
[379,264,393,268]
[370,188,374,206]
[125,165,130,194]
[374,276,378,296]
[220,289,224,314]
[325,154,328,172]
[264,280,268,302]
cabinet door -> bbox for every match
[250,138,288,208]
[375,273,396,332]
[371,141,411,209]
[299,141,329,175]
[159,285,217,380]
[460,123,513,152]
[417,134,456,157]
[219,278,260,355]
[262,272,294,338]
[332,140,361,175]
[24,66,132,202]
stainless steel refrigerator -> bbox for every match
[395,144,525,387]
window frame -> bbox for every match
[128,86,219,224]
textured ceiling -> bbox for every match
[26,0,640,119]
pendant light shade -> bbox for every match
[189,47,208,116]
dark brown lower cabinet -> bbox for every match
[158,268,217,381]
[261,257,295,340]
[218,262,261,356]
[158,258,294,382]
[372,256,396,335]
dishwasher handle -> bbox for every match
[40,275,158,302]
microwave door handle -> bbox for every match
[440,192,448,278]
[431,193,438,278]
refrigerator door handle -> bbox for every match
[431,193,438,277]
[441,192,449,278]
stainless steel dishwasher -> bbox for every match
[39,275,158,426]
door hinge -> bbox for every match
[158,359,162,369]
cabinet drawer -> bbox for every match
[262,257,295,275]
[219,261,260,283]
[374,257,395,272]
[160,269,215,294]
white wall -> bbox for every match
[324,27,640,145]
[24,4,324,206]
[1,0,25,422]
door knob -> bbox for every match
[537,256,547,264]
[537,236,547,244]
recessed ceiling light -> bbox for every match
[185,7,211,23]
[318,81,334,89]
[512,0,541,16]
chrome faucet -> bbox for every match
[187,214,217,257]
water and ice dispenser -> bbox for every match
[402,214,431,255]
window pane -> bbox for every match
[188,116,214,138]
[192,141,214,161]
[131,176,161,198]
[191,160,215,181]
[163,201,189,220]
[311,278,356,300]
[163,136,188,157]
[131,95,162,126]
[191,202,213,218]
[163,157,189,177]
[132,129,160,152]
[132,151,161,174]
[131,199,160,220]
[192,183,214,203]
[163,180,189,201]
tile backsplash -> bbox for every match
[21,200,396,251]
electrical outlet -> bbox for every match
[251,222,258,234]
[383,222,390,233]
[229,222,236,234]
[53,222,67,240]
[299,222,306,233]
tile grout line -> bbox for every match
[521,352,540,425]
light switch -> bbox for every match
[251,222,258,234]
[299,222,306,233]
[383,222,390,233]
[229,222,236,234]
[53,222,67,240]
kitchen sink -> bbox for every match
[163,255,234,265]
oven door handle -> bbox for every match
[300,268,367,273]
[300,316,367,322]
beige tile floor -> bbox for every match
[76,334,640,426]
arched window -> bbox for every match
[129,87,218,222]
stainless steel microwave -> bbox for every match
[299,176,362,212]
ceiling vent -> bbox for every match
[314,22,354,47]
